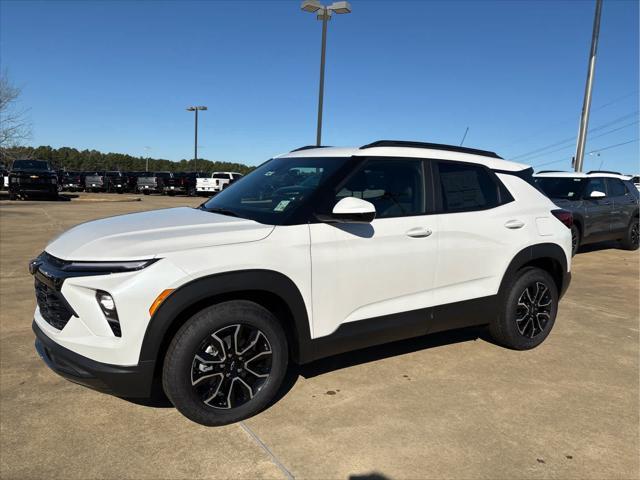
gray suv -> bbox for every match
[534,171,639,255]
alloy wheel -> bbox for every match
[190,324,272,409]
[515,281,553,339]
[631,222,639,247]
[571,227,578,253]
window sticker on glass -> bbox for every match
[264,171,275,176]
[274,200,290,212]
[568,192,574,197]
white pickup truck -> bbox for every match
[195,171,243,196]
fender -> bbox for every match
[138,270,312,365]
[499,242,570,299]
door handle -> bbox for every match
[504,219,525,229]
[406,227,432,238]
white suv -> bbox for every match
[31,140,572,426]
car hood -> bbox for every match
[46,207,275,261]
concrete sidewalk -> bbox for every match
[1,194,638,479]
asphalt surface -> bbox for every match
[1,192,638,480]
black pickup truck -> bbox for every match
[8,159,59,200]
[85,171,127,193]
[164,172,201,196]
[61,171,85,192]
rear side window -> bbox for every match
[436,162,500,212]
[606,178,627,197]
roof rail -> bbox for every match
[290,145,331,152]
[536,170,567,174]
[359,140,503,159]
[586,170,622,175]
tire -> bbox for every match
[489,267,558,350]
[187,187,196,197]
[570,224,580,256]
[8,193,16,201]
[143,190,150,195]
[162,300,288,426]
[621,217,639,251]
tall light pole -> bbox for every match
[186,106,207,172]
[301,1,352,146]
[574,0,603,172]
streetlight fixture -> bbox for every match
[186,105,207,172]
[300,1,352,146]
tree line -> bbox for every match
[0,145,254,174]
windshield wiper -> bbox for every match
[203,207,241,218]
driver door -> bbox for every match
[309,158,437,338]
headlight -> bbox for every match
[63,258,158,273]
[10,177,19,184]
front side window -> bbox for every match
[437,162,499,212]
[202,157,350,225]
[584,178,606,197]
[335,158,426,218]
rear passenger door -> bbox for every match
[432,161,528,307]
[607,178,636,233]
[582,177,613,238]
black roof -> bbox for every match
[586,170,622,175]
[359,140,502,159]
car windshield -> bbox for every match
[535,177,586,199]
[11,160,50,171]
[202,157,350,224]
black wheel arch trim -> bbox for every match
[499,242,570,299]
[139,270,312,366]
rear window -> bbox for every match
[606,178,627,197]
[535,177,586,200]
[437,162,500,212]
[212,173,231,179]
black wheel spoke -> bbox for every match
[190,323,272,410]
[515,281,554,339]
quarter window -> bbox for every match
[336,159,426,218]
[437,162,500,212]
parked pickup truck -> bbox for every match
[137,171,172,194]
[196,171,243,196]
[85,171,127,193]
[8,159,58,200]
[165,172,201,196]
[61,171,85,192]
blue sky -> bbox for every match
[1,0,638,172]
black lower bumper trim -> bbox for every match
[33,321,155,398]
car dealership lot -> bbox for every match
[0,194,638,480]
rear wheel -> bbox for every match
[162,300,288,426]
[570,224,580,256]
[489,267,558,350]
[621,217,639,250]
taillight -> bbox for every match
[551,209,573,228]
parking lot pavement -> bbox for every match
[1,194,638,480]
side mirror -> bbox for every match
[589,190,606,199]
[318,197,376,224]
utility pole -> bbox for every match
[186,106,207,172]
[574,0,603,172]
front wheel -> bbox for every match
[162,300,288,426]
[489,267,558,350]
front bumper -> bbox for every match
[10,184,57,195]
[33,320,155,398]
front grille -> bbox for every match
[35,279,73,330]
